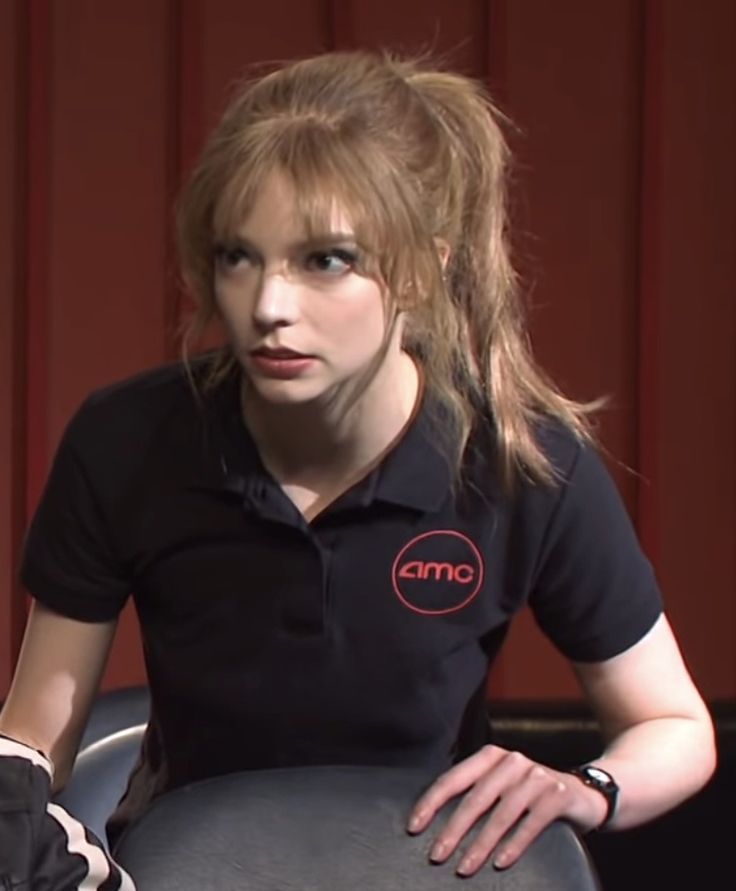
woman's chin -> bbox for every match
[246,377,325,407]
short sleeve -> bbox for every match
[20,403,131,622]
[529,441,663,662]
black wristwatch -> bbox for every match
[568,764,619,830]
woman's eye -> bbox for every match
[305,249,356,275]
[214,246,252,269]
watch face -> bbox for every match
[586,767,613,786]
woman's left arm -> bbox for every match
[570,613,715,827]
[408,613,716,875]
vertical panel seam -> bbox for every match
[7,0,30,673]
[174,0,205,361]
[328,0,354,51]
[486,0,507,107]
[636,0,663,567]
[164,0,182,361]
[485,0,507,701]
[22,0,53,655]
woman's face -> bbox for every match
[214,170,400,408]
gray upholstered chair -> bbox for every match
[54,724,145,849]
[114,766,600,889]
[56,690,602,888]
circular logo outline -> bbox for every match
[391,529,484,616]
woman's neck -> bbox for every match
[241,351,421,488]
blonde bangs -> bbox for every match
[210,119,426,297]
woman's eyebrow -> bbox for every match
[220,231,358,251]
[297,233,360,250]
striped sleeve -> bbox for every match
[0,735,136,891]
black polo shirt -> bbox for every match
[21,361,662,830]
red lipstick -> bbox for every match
[249,347,315,379]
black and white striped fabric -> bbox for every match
[0,734,135,891]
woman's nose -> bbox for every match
[251,272,299,329]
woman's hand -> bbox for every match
[407,617,717,878]
[407,744,607,876]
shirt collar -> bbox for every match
[370,396,453,513]
[203,366,455,516]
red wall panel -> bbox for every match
[641,0,736,696]
[43,1,173,464]
[197,0,329,130]
[492,0,644,697]
[0,0,26,691]
[34,0,177,688]
[332,0,488,76]
[2,0,734,702]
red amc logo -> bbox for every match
[391,530,484,616]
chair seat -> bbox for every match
[54,724,146,848]
[115,765,601,890]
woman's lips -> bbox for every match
[249,348,316,378]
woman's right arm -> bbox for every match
[0,600,116,791]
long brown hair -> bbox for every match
[177,51,597,486]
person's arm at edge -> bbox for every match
[0,599,117,791]
[570,611,716,829]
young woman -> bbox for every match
[0,51,715,884]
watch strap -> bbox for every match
[568,764,619,830]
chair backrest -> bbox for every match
[115,766,601,890]
[54,724,146,848]
[78,686,150,750]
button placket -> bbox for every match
[278,534,326,638]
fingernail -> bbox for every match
[429,841,447,862]
[493,850,510,869]
[457,855,475,876]
[408,813,424,833]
